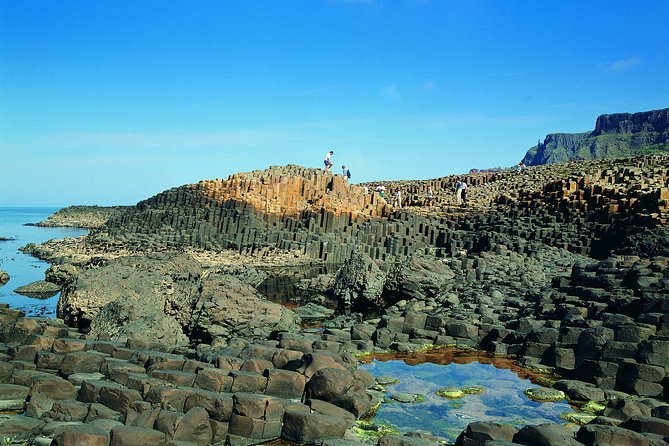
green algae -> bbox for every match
[435,386,465,399]
[370,383,387,392]
[462,386,485,395]
[523,387,566,403]
[577,400,606,414]
[353,420,401,442]
[561,411,597,425]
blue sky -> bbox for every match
[1,1,668,206]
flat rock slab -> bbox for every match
[390,393,423,404]
[0,383,30,411]
[0,414,46,443]
[523,387,566,403]
[376,376,400,385]
[14,280,61,298]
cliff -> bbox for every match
[522,107,669,166]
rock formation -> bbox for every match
[522,107,669,166]
[14,281,60,299]
[57,253,299,347]
[29,206,133,229]
[11,154,669,445]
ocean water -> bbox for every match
[0,208,88,317]
[361,357,576,442]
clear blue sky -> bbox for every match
[1,1,668,206]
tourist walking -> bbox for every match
[392,188,402,209]
[426,186,434,207]
[376,185,386,198]
[455,180,463,204]
[324,150,334,172]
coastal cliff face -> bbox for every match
[593,108,669,135]
[522,108,669,166]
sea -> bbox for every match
[0,207,88,317]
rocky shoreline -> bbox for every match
[26,206,132,230]
[5,155,669,445]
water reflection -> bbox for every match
[360,349,576,442]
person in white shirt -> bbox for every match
[392,188,402,209]
[324,151,334,172]
[455,180,463,204]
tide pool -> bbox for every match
[360,351,577,442]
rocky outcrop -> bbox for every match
[523,108,669,166]
[28,206,132,229]
[522,132,590,165]
[593,108,669,136]
[13,154,669,444]
[0,270,9,285]
[14,280,61,298]
[332,253,386,313]
[57,253,299,347]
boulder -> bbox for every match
[281,409,347,444]
[513,423,582,446]
[0,270,9,285]
[172,406,213,445]
[0,414,45,444]
[0,383,29,411]
[576,424,651,446]
[110,425,166,446]
[455,422,518,445]
[52,424,110,446]
[306,367,371,417]
[384,256,455,302]
[332,253,386,312]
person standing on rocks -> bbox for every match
[426,186,434,207]
[342,165,351,181]
[455,180,463,204]
[392,188,402,209]
[461,181,468,205]
[324,150,334,172]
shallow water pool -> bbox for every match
[360,350,576,442]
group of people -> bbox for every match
[455,180,468,204]
[323,150,471,208]
[324,150,351,181]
